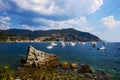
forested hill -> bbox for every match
[0,28,101,42]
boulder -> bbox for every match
[60,61,70,68]
[22,45,58,68]
[70,62,78,69]
[80,64,92,73]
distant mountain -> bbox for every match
[0,28,101,42]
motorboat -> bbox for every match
[47,45,53,49]
[70,42,76,46]
[97,46,106,50]
[61,41,66,47]
[51,42,57,46]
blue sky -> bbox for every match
[0,0,120,42]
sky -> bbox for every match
[0,0,120,42]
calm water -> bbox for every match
[0,42,120,79]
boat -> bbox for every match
[92,42,97,47]
[47,45,53,49]
[97,46,106,50]
[51,42,57,46]
[81,42,85,45]
[61,41,66,47]
[70,42,76,46]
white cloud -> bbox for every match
[32,17,86,30]
[102,16,120,29]
[22,24,45,31]
[22,16,95,33]
[22,24,94,33]
[0,16,11,30]
[22,17,92,31]
[78,27,94,32]
[11,0,103,16]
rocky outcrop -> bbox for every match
[60,61,70,69]
[80,64,93,73]
[70,62,78,69]
[22,45,58,68]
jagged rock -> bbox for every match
[80,64,92,73]
[60,61,70,68]
[22,45,58,68]
[70,62,78,69]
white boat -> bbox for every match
[70,42,76,46]
[47,45,53,49]
[81,42,85,45]
[51,42,57,46]
[97,46,106,50]
[61,41,66,47]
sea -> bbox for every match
[0,42,120,79]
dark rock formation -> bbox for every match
[60,61,70,69]
[80,64,93,73]
[22,45,58,68]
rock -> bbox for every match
[95,70,112,80]
[21,57,26,63]
[60,61,70,68]
[22,45,58,68]
[70,63,78,69]
[80,64,92,73]
[15,79,21,80]
[15,77,21,80]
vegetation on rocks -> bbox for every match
[0,66,14,80]
[0,46,112,80]
[0,64,112,80]
[0,28,100,42]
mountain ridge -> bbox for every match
[0,28,101,42]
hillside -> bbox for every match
[0,28,101,42]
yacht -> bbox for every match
[81,42,85,45]
[97,46,106,50]
[51,42,57,46]
[47,45,53,49]
[61,41,66,47]
[70,42,76,46]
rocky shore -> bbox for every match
[0,45,112,80]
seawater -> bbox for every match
[0,42,120,79]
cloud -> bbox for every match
[0,16,11,30]
[11,0,103,16]
[0,0,11,12]
[21,17,90,31]
[22,24,94,33]
[22,24,46,31]
[101,16,120,29]
[32,17,86,30]
[0,0,103,33]
[78,27,94,32]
